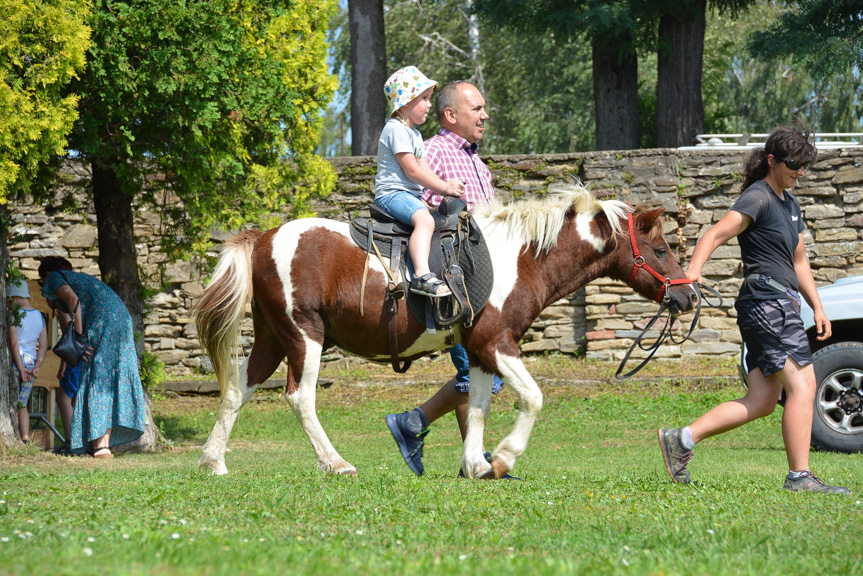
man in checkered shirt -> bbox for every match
[385,81,516,479]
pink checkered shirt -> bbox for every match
[422,129,495,211]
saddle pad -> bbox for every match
[349,216,494,329]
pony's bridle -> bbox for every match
[616,212,722,379]
[625,212,694,303]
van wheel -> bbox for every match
[810,342,863,453]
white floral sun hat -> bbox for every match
[383,66,439,117]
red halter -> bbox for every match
[626,212,693,303]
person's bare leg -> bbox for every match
[17,406,30,442]
[772,359,816,471]
[91,429,112,456]
[689,367,782,443]
[56,393,73,443]
[418,378,460,423]
[453,390,469,441]
[409,210,435,277]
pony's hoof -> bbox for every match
[477,459,510,480]
[323,459,357,476]
[200,458,229,476]
[333,463,357,476]
[476,466,496,480]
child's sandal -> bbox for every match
[410,273,451,298]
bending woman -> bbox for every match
[659,125,850,495]
[38,256,145,457]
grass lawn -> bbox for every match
[1,356,861,575]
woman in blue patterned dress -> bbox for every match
[38,256,145,457]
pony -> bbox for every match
[194,183,697,479]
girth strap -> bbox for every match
[388,294,411,373]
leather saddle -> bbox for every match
[350,197,494,372]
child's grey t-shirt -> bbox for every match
[375,118,425,200]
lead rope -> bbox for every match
[615,282,723,380]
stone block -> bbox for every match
[796,186,838,197]
[688,329,722,342]
[681,342,740,355]
[145,324,181,337]
[539,306,575,320]
[805,204,845,219]
[165,261,192,283]
[711,245,741,259]
[154,349,187,364]
[589,294,621,305]
[615,302,660,315]
[833,167,863,185]
[544,324,575,338]
[697,317,740,330]
[810,217,845,230]
[720,331,742,344]
[816,229,857,242]
[520,339,557,352]
[842,191,863,204]
[588,338,633,351]
[58,224,98,249]
[702,260,740,276]
[593,319,632,331]
[816,241,863,257]
[585,330,615,340]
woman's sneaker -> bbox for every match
[658,428,693,484]
[783,471,851,494]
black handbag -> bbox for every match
[53,299,89,368]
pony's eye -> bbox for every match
[654,248,668,258]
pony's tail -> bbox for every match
[193,230,263,397]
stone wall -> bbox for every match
[9,148,863,374]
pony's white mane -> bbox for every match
[474,182,631,255]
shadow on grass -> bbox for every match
[155,416,207,442]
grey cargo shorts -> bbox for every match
[736,298,813,378]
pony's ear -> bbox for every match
[635,207,665,231]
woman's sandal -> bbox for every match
[410,273,452,298]
[92,447,113,459]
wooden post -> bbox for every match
[28,279,61,450]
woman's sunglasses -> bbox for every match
[775,156,810,171]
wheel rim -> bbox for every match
[817,368,863,436]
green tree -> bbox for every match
[347,0,387,155]
[700,2,863,134]
[0,0,90,445]
[473,0,642,150]
[748,0,863,79]
[65,0,337,342]
[330,0,596,153]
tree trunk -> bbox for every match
[592,35,640,151]
[656,0,707,148]
[348,0,387,156]
[0,207,19,445]
[92,161,145,341]
[91,159,158,452]
[463,0,486,95]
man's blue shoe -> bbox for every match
[386,408,431,476]
[458,452,521,480]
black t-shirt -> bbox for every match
[732,180,806,302]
